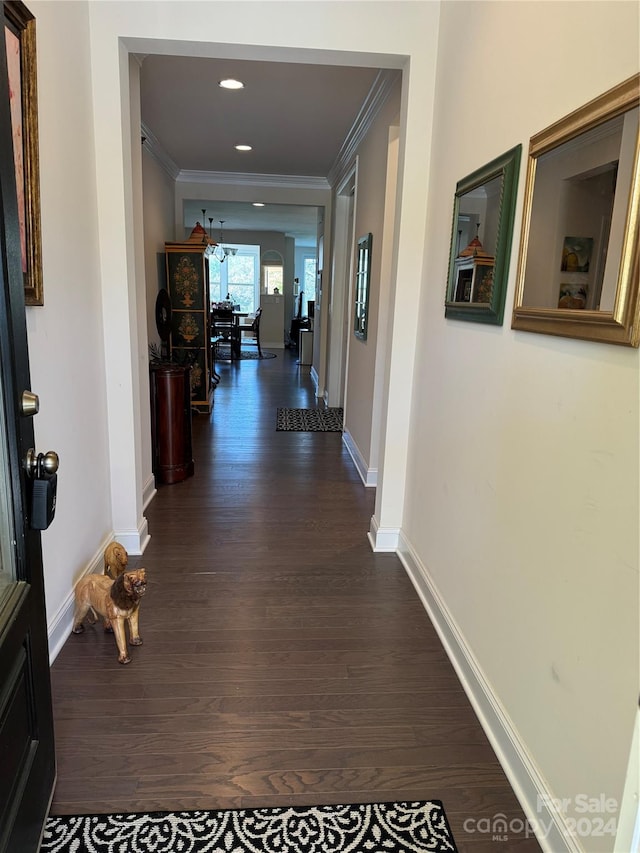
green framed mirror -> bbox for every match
[354,233,372,340]
[445,145,522,325]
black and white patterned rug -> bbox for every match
[42,801,457,852]
[277,407,343,432]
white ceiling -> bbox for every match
[139,55,383,246]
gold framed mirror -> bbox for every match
[512,74,639,346]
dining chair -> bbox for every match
[237,307,263,358]
[210,307,237,367]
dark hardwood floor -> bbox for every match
[49,348,541,851]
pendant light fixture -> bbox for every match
[208,217,237,263]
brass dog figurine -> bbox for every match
[72,568,147,664]
[103,541,128,579]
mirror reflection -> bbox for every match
[512,74,640,346]
[445,145,521,325]
[451,175,501,304]
[520,108,638,313]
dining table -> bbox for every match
[211,305,248,359]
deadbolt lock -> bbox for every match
[20,390,40,417]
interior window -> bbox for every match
[264,265,283,295]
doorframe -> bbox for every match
[325,162,357,409]
[0,12,56,850]
[368,125,400,493]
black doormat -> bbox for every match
[277,407,343,431]
[42,801,458,852]
[216,347,277,360]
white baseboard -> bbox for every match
[397,530,580,853]
[116,516,150,556]
[47,534,111,664]
[142,474,156,510]
[342,429,376,487]
[310,366,319,394]
[616,710,640,852]
[368,514,400,551]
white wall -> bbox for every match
[259,295,285,350]
[400,3,639,852]
[26,0,112,658]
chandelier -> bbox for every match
[203,210,237,263]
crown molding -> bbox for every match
[141,121,180,180]
[176,170,330,191]
[328,69,401,189]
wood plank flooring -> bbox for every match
[49,349,541,851]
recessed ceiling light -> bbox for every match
[219,78,244,90]
[235,144,252,152]
[252,202,265,207]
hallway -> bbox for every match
[49,350,540,851]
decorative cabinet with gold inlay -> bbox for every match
[165,240,212,413]
[452,254,495,304]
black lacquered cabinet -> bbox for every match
[165,241,212,413]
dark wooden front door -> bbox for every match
[0,11,56,853]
